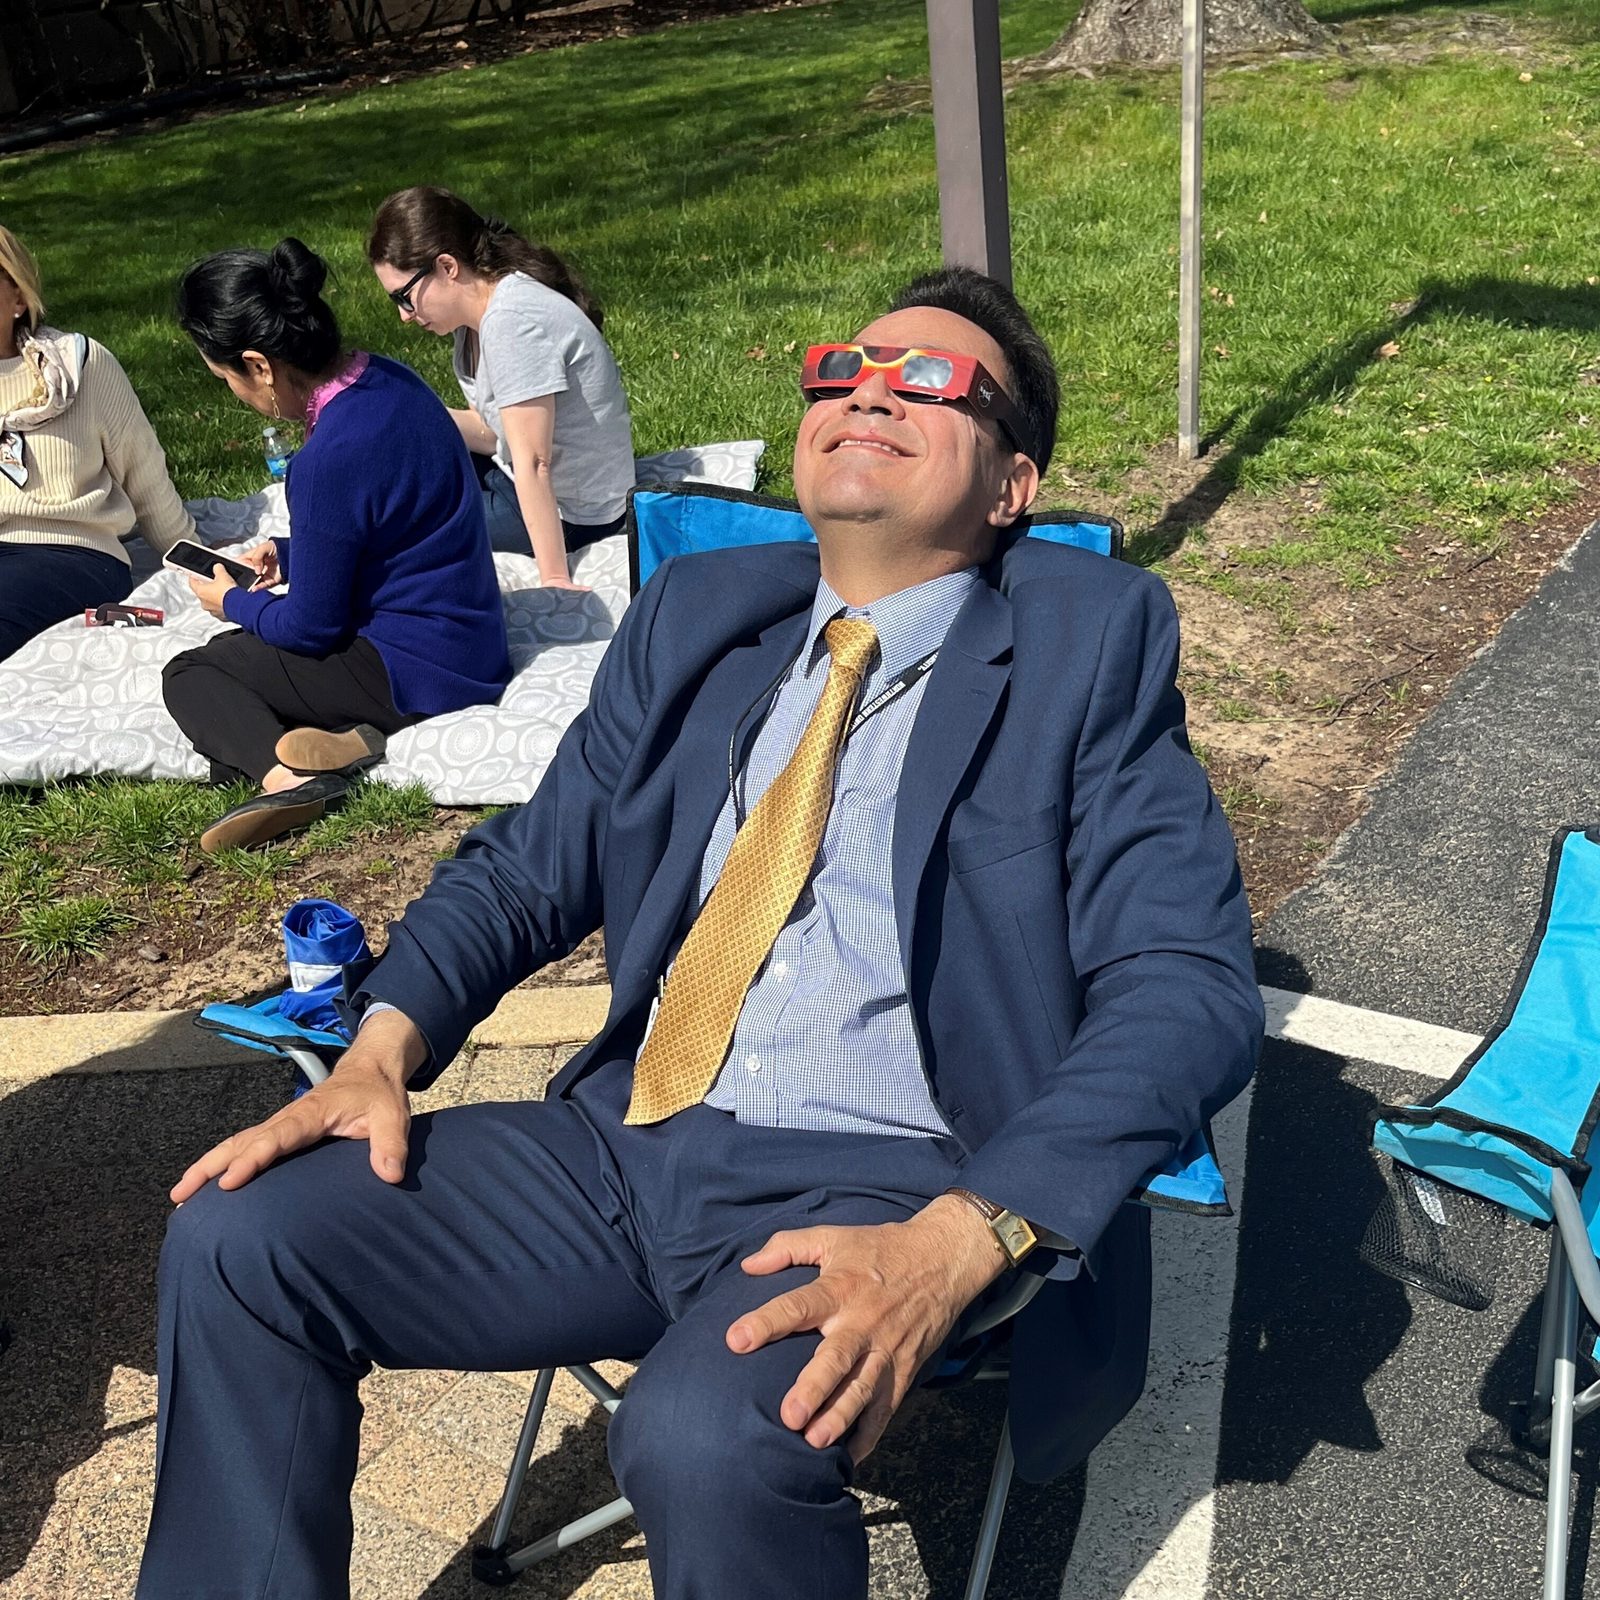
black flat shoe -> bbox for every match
[200,775,349,854]
[275,723,387,777]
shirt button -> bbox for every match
[773,961,789,980]
[745,1054,761,1074]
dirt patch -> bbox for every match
[1096,452,1600,925]
[3,469,1594,1015]
[0,810,607,1018]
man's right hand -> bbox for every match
[170,1009,428,1204]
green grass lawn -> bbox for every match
[0,774,439,966]
[0,0,1597,975]
[1,0,1595,567]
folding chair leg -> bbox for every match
[470,1369,553,1580]
[1529,1238,1567,1450]
[963,1413,1015,1600]
[1541,1231,1580,1600]
[472,1364,635,1587]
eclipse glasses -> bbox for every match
[800,344,1027,456]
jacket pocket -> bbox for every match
[948,805,1060,875]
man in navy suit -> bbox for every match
[138,268,1261,1599]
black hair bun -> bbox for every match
[268,237,329,304]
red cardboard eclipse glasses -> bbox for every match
[799,343,1027,456]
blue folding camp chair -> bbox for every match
[626,481,1123,593]
[1362,827,1600,1600]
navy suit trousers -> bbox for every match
[135,1061,967,1599]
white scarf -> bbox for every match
[0,324,88,432]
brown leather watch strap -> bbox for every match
[942,1187,1039,1265]
[944,1186,1004,1223]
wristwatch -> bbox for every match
[944,1187,1039,1266]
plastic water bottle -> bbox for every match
[262,426,292,483]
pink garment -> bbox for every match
[304,350,371,433]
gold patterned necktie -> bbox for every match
[624,616,880,1125]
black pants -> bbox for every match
[162,629,417,784]
[0,542,133,663]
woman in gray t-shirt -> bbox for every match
[368,187,633,589]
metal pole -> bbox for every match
[925,0,1012,287]
[1177,0,1205,459]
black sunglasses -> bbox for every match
[387,265,432,314]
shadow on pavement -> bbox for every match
[1219,953,1413,1485]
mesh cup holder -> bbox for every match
[1359,1155,1508,1312]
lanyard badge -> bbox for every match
[0,429,25,489]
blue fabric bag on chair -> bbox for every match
[194,898,371,1098]
[278,898,370,1039]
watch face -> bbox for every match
[994,1212,1039,1264]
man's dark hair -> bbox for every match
[888,266,1059,474]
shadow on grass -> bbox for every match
[1129,276,1600,567]
[26,1,935,327]
[1316,0,1584,24]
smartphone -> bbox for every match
[163,540,258,588]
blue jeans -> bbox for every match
[474,455,626,557]
[0,542,133,662]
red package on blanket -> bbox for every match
[84,604,165,628]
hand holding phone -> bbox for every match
[163,540,258,589]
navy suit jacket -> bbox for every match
[358,534,1263,1481]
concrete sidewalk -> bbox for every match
[0,988,1071,1600]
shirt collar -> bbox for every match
[802,566,982,687]
[305,350,370,434]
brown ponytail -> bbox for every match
[367,186,603,331]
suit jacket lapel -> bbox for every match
[892,581,1013,976]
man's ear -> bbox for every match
[988,452,1041,530]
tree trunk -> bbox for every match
[1040,0,1325,69]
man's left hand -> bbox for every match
[188,566,240,619]
[728,1194,1007,1464]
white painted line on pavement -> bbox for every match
[1261,985,1481,1081]
[1062,989,1478,1598]
[1061,1084,1252,1600]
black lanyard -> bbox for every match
[728,648,939,827]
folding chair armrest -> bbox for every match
[1548,1170,1600,1328]
[194,999,346,1090]
[194,1002,346,1053]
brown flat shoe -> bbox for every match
[199,775,349,854]
[275,724,387,777]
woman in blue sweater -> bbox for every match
[165,238,510,853]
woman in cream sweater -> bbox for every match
[0,225,194,661]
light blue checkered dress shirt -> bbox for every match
[691,567,980,1136]
[368,568,978,1140]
